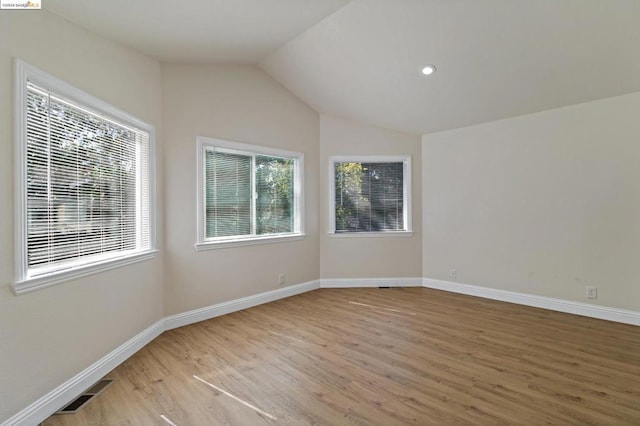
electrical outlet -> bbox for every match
[449,268,457,280]
[585,286,597,299]
[279,273,286,286]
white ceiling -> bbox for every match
[44,0,351,63]
[45,0,640,135]
[262,0,640,134]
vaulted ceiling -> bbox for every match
[45,0,351,63]
[45,0,640,135]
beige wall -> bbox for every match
[319,115,422,279]
[0,11,164,422]
[422,92,640,311]
[162,64,320,315]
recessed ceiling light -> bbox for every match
[421,65,437,76]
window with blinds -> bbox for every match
[14,61,155,293]
[197,137,303,248]
[204,150,252,238]
[331,156,412,234]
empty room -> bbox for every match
[1,0,639,424]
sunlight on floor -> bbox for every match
[193,375,277,421]
[348,300,416,315]
[160,414,178,425]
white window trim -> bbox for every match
[328,155,413,236]
[13,60,157,295]
[195,136,305,250]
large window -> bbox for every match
[329,156,412,235]
[196,136,304,249]
[14,61,155,294]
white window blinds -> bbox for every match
[203,147,296,240]
[24,81,152,276]
[334,161,405,232]
[204,150,252,238]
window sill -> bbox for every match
[196,233,305,250]
[13,249,159,295]
[329,231,414,238]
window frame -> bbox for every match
[195,136,305,250]
[13,60,157,295]
[328,155,413,237]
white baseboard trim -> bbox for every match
[164,280,320,331]
[423,278,640,327]
[2,319,164,426]
[2,280,320,426]
[321,277,423,288]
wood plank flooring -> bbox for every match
[43,288,640,425]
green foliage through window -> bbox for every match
[256,156,294,234]
[25,82,150,269]
[334,161,404,232]
[204,147,297,240]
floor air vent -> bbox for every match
[56,379,115,414]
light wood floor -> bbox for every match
[44,288,640,425]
